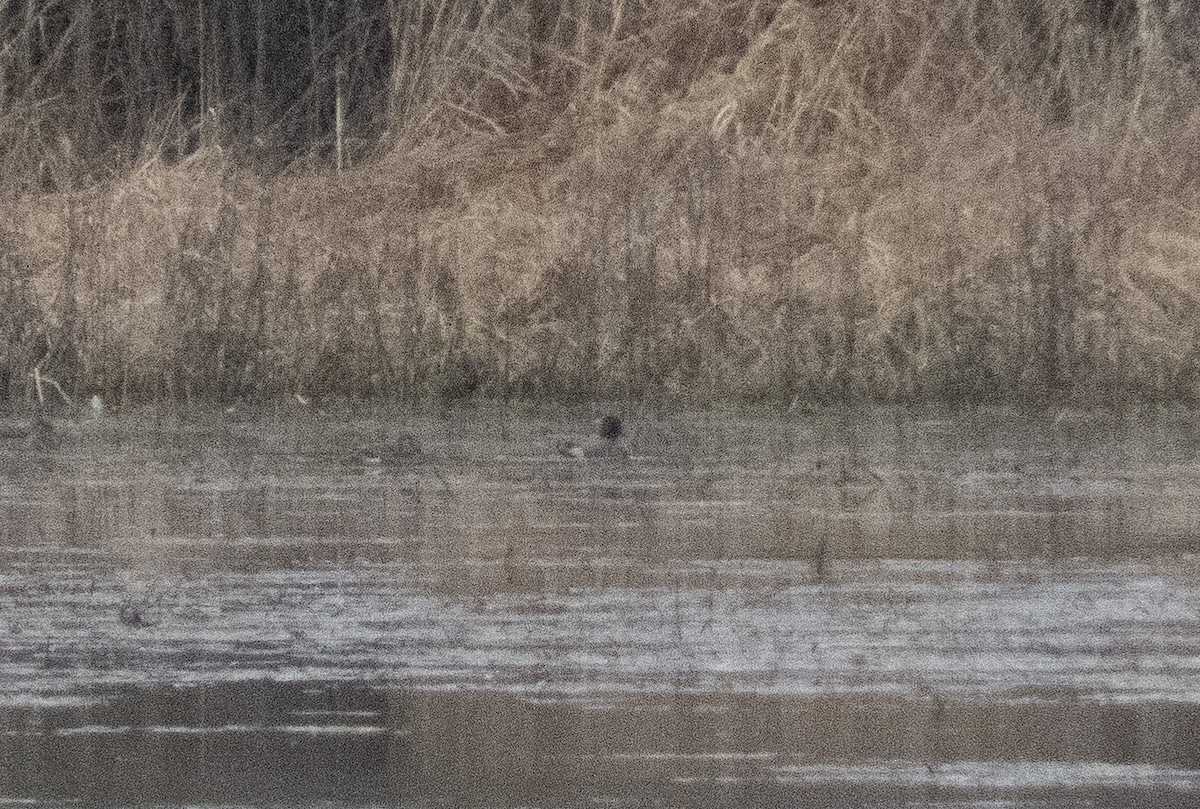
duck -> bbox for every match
[117,602,154,628]
[0,412,57,449]
[28,413,56,449]
[558,414,630,460]
[347,432,423,466]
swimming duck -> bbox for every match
[348,432,423,466]
[29,413,56,448]
[118,602,153,628]
[0,413,56,449]
[558,415,630,460]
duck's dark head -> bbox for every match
[598,415,623,442]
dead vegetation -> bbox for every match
[2,1,1200,404]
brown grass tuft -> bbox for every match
[3,2,1200,404]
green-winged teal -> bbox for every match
[558,415,630,460]
[349,432,423,466]
[118,602,153,628]
[0,413,56,449]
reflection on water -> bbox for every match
[1,404,1199,808]
[6,684,1200,808]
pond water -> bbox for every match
[2,404,1200,808]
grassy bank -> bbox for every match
[3,1,1200,405]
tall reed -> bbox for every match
[2,2,1200,404]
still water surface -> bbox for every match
[2,405,1200,808]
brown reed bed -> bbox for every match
[2,2,1200,406]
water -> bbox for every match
[1,404,1199,808]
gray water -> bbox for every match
[2,404,1200,808]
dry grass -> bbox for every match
[3,1,1200,405]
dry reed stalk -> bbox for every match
[1,2,1199,403]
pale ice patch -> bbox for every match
[775,759,1200,791]
[4,557,1200,707]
